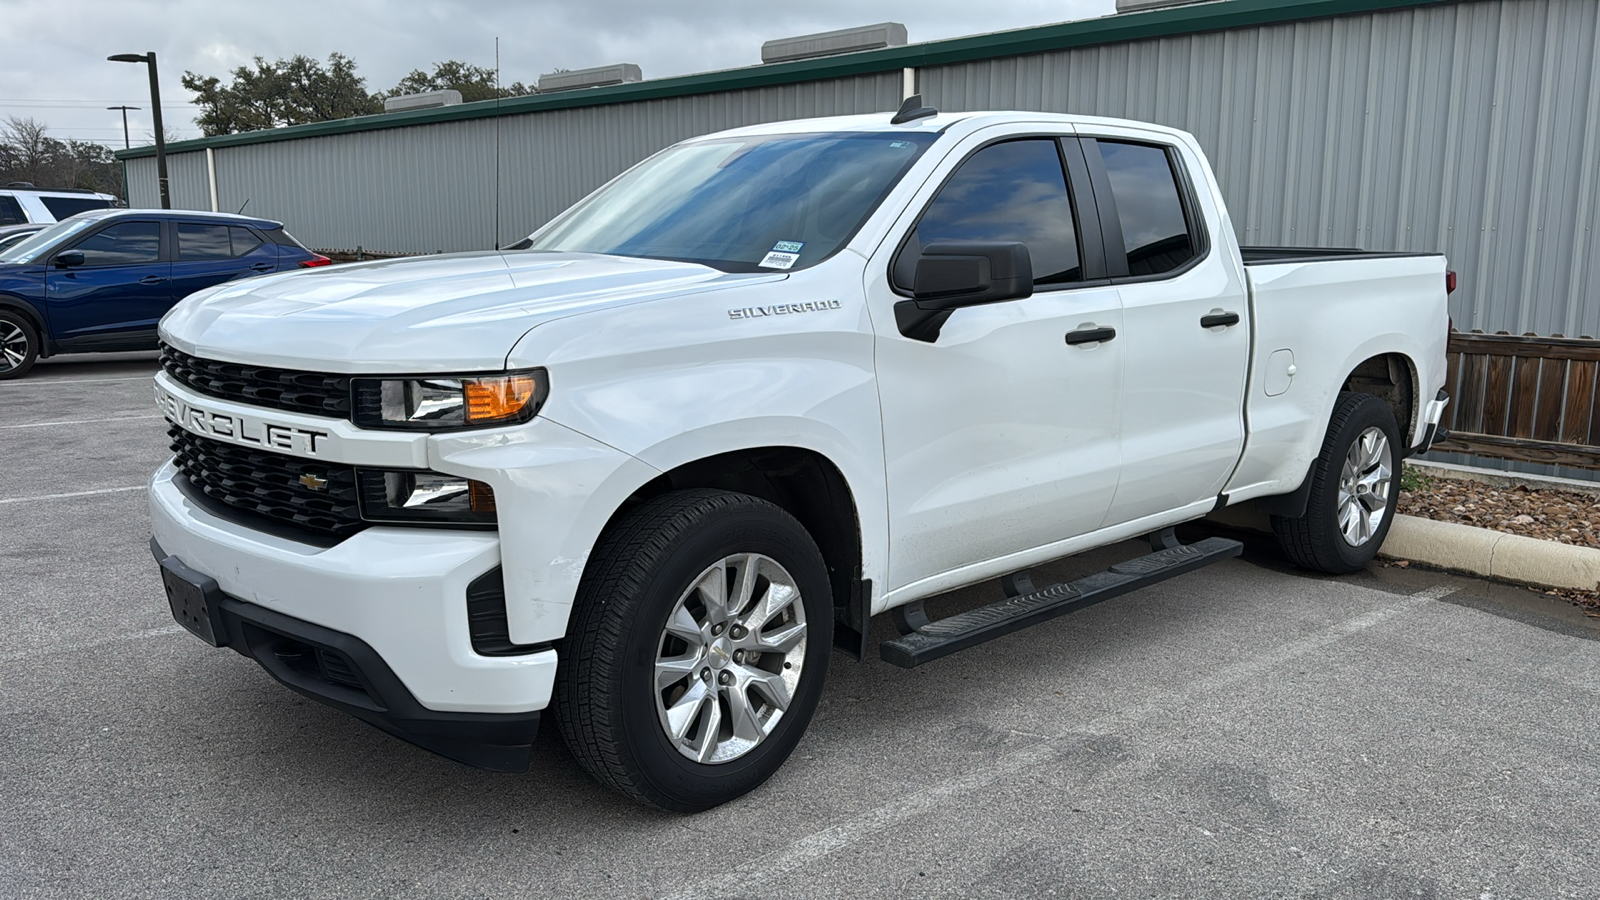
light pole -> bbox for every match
[107,52,169,208]
[106,105,138,149]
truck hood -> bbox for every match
[159,250,776,372]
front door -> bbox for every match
[869,133,1125,595]
[45,219,169,348]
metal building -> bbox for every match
[119,0,1600,342]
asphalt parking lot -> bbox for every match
[2,352,1598,899]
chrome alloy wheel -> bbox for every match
[0,320,27,372]
[1337,425,1394,547]
[654,553,808,764]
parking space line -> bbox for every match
[0,415,161,430]
[661,583,1458,900]
[0,485,146,505]
[0,375,154,386]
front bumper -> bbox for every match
[152,544,541,771]
[148,458,559,720]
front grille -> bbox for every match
[169,426,365,538]
[161,344,353,419]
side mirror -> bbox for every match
[54,250,85,269]
[895,241,1033,342]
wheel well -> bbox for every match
[613,447,862,616]
[0,298,48,356]
[1341,353,1416,443]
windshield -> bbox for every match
[525,131,940,272]
[0,217,99,264]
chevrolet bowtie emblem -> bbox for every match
[298,472,329,491]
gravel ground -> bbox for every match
[1397,468,1600,612]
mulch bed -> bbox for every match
[1396,469,1600,613]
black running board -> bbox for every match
[879,537,1243,668]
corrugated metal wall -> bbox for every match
[126,73,903,254]
[920,0,1600,340]
[122,0,1600,341]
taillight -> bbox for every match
[1445,270,1456,294]
[298,253,332,268]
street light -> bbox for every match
[106,105,138,150]
[107,52,169,208]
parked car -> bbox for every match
[0,209,329,378]
[0,184,119,225]
[147,105,1451,811]
[0,222,47,255]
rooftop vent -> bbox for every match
[761,22,908,64]
[1115,0,1209,11]
[383,90,463,113]
[537,63,643,93]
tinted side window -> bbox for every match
[1095,141,1196,277]
[912,139,1082,287]
[0,196,24,226]
[229,227,263,257]
[40,196,113,219]
[73,221,161,266]
[178,223,232,260]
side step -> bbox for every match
[878,536,1243,668]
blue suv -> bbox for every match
[0,209,329,379]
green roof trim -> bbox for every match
[116,0,1453,160]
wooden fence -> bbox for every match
[1433,330,1600,469]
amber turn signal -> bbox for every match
[464,374,542,425]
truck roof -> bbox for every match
[695,109,1196,144]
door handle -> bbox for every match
[139,275,168,285]
[249,263,274,271]
[1201,311,1241,328]
[1065,326,1117,346]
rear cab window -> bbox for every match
[1089,140,1200,277]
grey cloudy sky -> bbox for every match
[0,0,1112,148]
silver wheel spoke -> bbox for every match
[656,653,700,692]
[691,697,723,763]
[744,667,793,712]
[2,347,22,367]
[728,553,761,619]
[749,619,806,655]
[665,679,712,741]
[724,683,765,742]
[664,605,704,645]
[693,562,732,622]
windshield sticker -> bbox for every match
[772,240,804,253]
[759,250,800,270]
[889,141,915,149]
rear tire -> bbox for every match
[0,309,39,380]
[1271,391,1402,574]
[555,489,833,812]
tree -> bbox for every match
[181,53,382,137]
[0,117,124,197]
[385,60,532,103]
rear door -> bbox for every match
[1079,129,1251,525]
[44,218,170,348]
[170,221,277,300]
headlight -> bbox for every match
[357,469,497,526]
[352,370,548,430]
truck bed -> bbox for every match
[1240,246,1440,265]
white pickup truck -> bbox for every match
[148,100,1452,811]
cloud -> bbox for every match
[0,0,1110,147]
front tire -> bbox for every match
[555,489,833,812]
[0,310,40,380]
[1272,391,1402,574]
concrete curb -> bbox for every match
[1378,515,1600,591]
[1204,507,1600,591]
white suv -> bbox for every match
[0,185,119,226]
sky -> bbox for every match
[0,0,1113,150]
